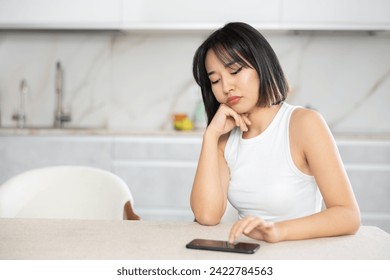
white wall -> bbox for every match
[0,30,389,135]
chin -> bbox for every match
[229,104,247,113]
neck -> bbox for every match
[243,103,282,138]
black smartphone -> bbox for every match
[186,238,260,254]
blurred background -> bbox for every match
[0,0,389,232]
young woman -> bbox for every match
[190,22,360,243]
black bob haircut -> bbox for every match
[193,22,289,125]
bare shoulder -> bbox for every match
[290,107,336,153]
[291,106,326,123]
[291,107,330,136]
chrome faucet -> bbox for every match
[54,61,71,128]
[12,79,28,128]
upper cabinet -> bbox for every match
[122,0,279,30]
[0,0,122,29]
[280,0,390,30]
[0,0,389,31]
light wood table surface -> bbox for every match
[1,218,389,260]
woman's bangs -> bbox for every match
[212,43,250,68]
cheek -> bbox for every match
[242,74,260,93]
[242,71,258,84]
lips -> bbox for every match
[227,96,242,106]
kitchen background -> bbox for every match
[0,0,389,232]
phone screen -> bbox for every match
[186,238,260,254]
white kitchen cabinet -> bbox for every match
[337,139,390,233]
[1,0,389,31]
[280,0,390,30]
[0,0,122,29]
[122,0,390,31]
[0,136,113,184]
[122,0,280,30]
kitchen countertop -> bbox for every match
[1,127,390,140]
[0,127,205,137]
[1,218,389,260]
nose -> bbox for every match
[221,76,234,95]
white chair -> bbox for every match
[0,166,140,220]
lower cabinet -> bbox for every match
[337,139,390,233]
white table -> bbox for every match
[1,218,389,260]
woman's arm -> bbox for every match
[190,130,229,225]
[229,109,361,242]
[190,104,250,225]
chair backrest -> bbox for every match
[0,166,140,220]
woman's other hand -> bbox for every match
[229,216,282,243]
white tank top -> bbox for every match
[225,102,323,222]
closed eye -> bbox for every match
[231,67,243,75]
[211,79,220,85]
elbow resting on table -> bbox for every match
[193,212,221,226]
[348,210,362,235]
[338,206,361,236]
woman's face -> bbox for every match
[205,49,260,114]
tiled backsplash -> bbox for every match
[0,30,389,134]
